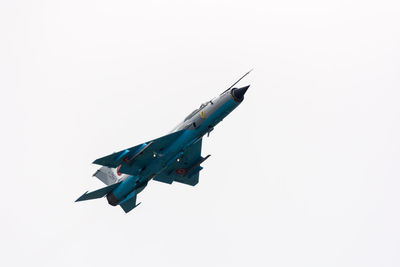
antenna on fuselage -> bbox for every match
[222,69,253,94]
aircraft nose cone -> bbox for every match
[232,85,250,102]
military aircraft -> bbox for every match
[76,71,251,213]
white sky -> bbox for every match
[1,1,399,266]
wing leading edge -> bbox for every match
[92,130,185,176]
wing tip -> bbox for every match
[75,191,89,202]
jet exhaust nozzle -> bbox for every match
[106,192,120,206]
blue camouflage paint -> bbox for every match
[116,150,130,161]
[110,98,239,202]
[76,83,250,213]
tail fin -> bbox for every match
[93,166,121,185]
[75,182,121,202]
[119,191,141,213]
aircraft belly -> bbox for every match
[76,72,250,213]
[207,99,237,127]
[112,175,139,200]
[161,130,197,159]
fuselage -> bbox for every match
[107,86,249,206]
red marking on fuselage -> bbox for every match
[116,165,122,176]
[176,168,187,175]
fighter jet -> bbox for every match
[76,71,251,213]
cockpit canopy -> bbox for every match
[184,101,210,122]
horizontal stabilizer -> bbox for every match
[75,182,121,202]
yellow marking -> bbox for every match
[200,110,206,119]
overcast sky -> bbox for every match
[1,1,399,266]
